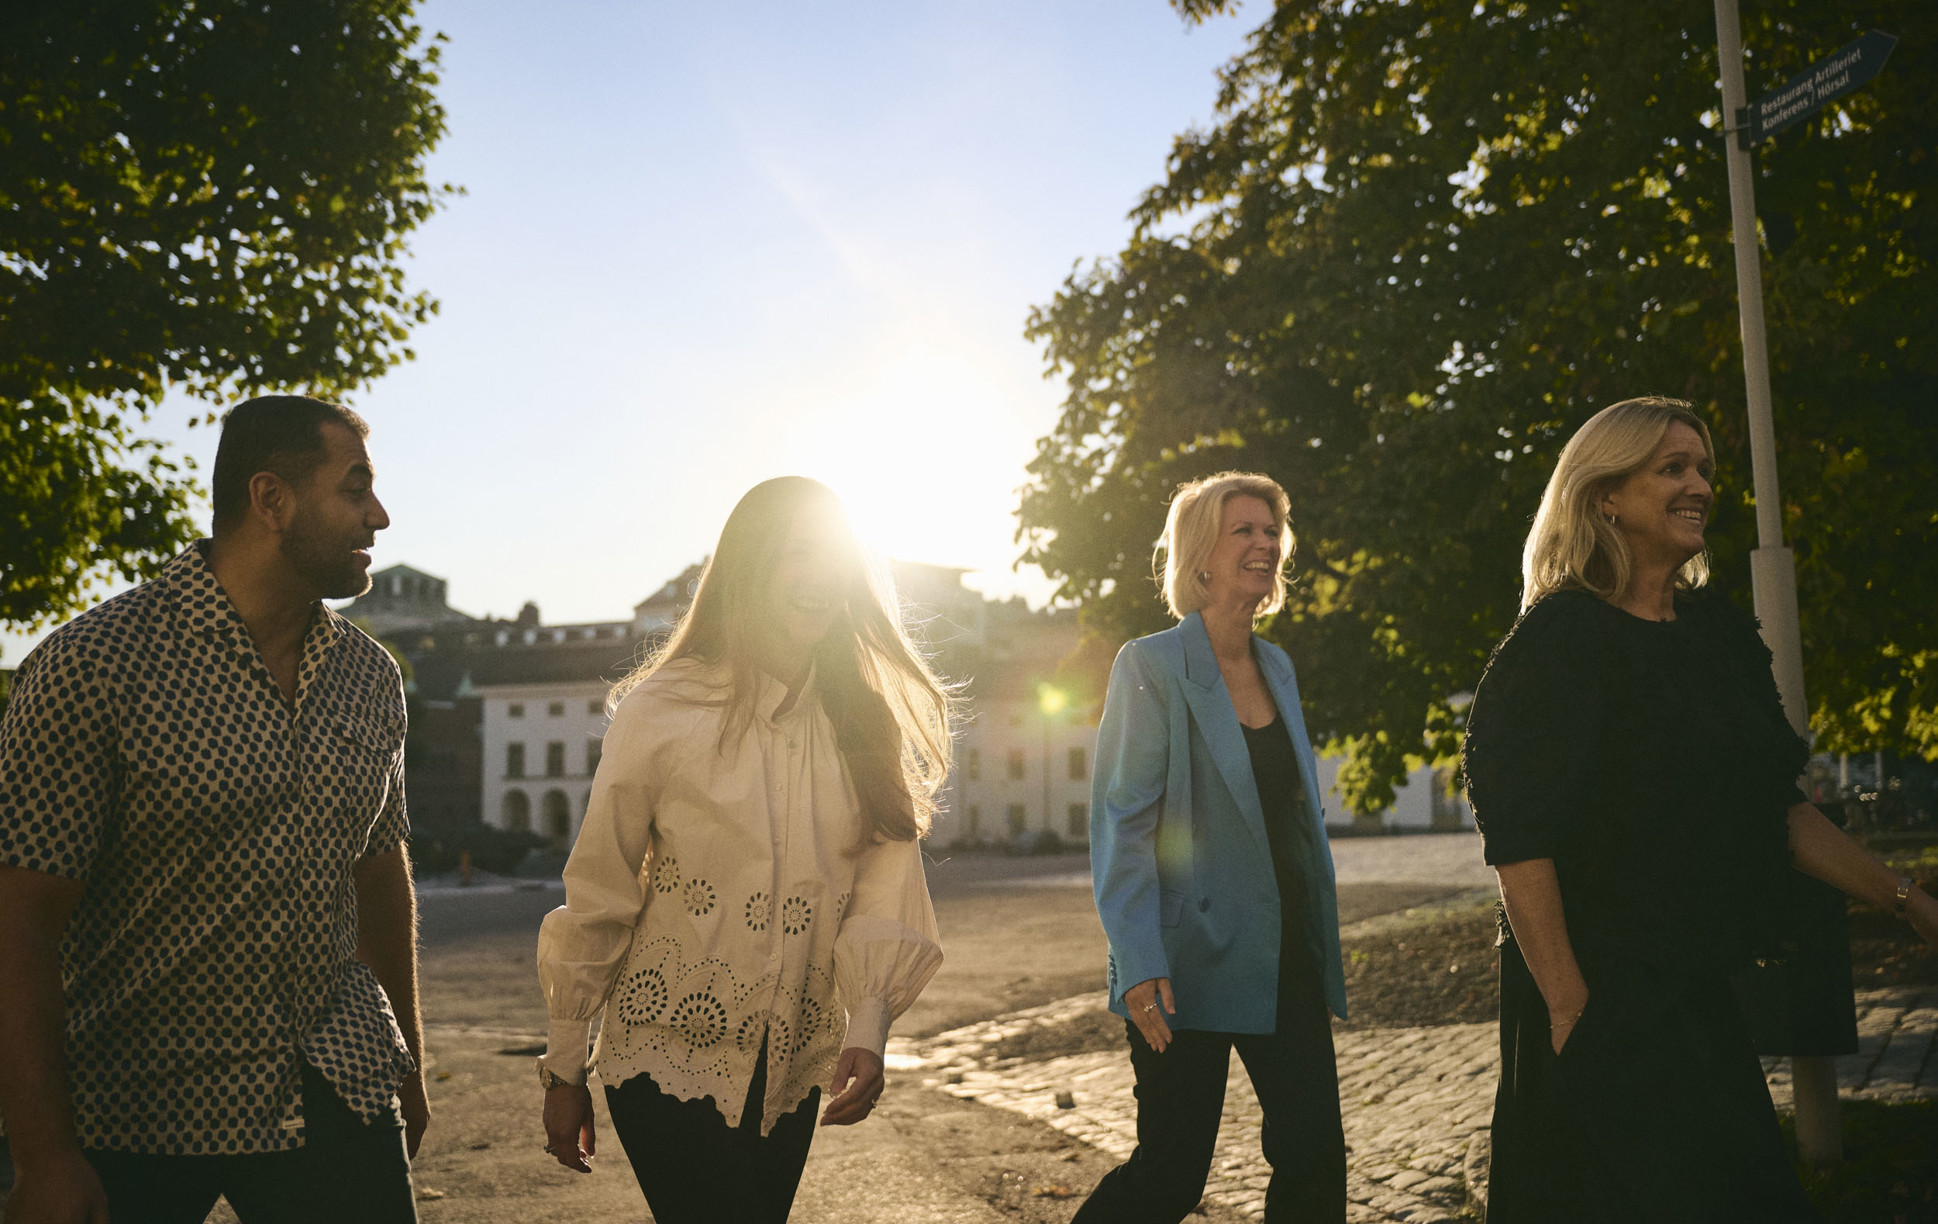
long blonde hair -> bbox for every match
[1522,397,1715,610]
[1155,471,1295,620]
[612,477,954,842]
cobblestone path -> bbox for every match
[890,982,1938,1223]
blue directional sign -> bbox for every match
[1744,30,1898,145]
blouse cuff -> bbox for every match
[542,1018,594,1084]
[842,996,895,1059]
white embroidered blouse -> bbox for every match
[536,659,942,1133]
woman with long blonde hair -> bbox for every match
[534,476,952,1222]
[1463,397,1938,1222]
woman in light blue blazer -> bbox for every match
[1073,471,1347,1224]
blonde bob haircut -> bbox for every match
[1156,470,1295,621]
[1522,396,1715,611]
[610,477,954,845]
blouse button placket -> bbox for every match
[770,722,793,974]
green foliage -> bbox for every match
[1024,0,1936,812]
[1,0,452,632]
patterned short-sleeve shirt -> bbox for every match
[0,542,415,1155]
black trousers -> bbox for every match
[1073,954,1346,1224]
[604,1046,821,1224]
[82,1061,415,1224]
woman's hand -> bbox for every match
[821,1047,885,1126]
[542,1083,596,1173]
[1124,977,1177,1054]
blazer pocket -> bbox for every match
[1159,889,1186,928]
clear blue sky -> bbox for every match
[9,1,1257,661]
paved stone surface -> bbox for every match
[1761,982,1938,1107]
[893,982,1938,1222]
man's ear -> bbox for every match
[246,469,297,532]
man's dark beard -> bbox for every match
[281,515,371,599]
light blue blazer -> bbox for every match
[1090,611,1348,1032]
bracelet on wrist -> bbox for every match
[536,1058,587,1090]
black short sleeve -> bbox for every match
[1694,596,1811,812]
[1462,592,1613,866]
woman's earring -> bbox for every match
[1603,511,1618,526]
[1198,570,1212,582]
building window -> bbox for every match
[543,789,572,845]
[967,748,981,781]
[506,742,526,779]
[501,789,531,832]
[508,702,525,718]
[587,698,603,715]
[1006,803,1028,836]
[1068,747,1087,781]
[545,742,566,777]
[547,700,565,717]
[586,739,602,775]
[1067,802,1088,838]
[1006,749,1026,781]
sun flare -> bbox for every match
[759,339,1040,599]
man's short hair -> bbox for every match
[211,396,370,531]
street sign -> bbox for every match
[1739,30,1898,146]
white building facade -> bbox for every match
[459,559,1470,862]
[949,695,1098,845]
[478,679,612,848]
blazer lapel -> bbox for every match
[1178,613,1272,857]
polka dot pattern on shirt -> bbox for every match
[0,543,413,1155]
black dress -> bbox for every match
[1461,588,1821,1224]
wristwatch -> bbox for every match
[1895,876,1915,916]
[536,1058,586,1090]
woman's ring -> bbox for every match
[1142,1003,1158,1013]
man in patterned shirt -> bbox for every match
[0,396,428,1222]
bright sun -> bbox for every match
[770,339,1037,596]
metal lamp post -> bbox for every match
[1707,0,1898,1167]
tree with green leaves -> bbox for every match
[2,0,452,633]
[1021,0,1935,813]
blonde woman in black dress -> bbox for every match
[1462,397,1938,1223]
